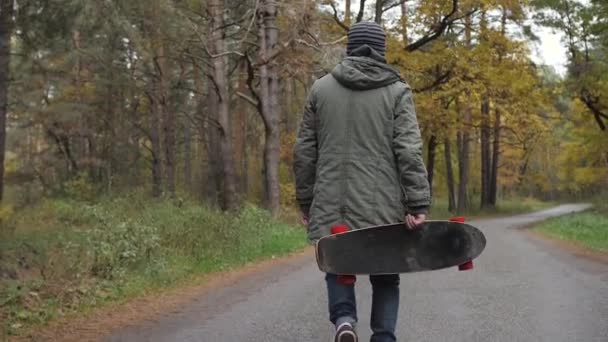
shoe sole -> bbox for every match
[336,330,357,342]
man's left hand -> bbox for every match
[301,213,310,227]
[405,213,426,230]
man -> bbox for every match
[293,21,431,342]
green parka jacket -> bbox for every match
[293,46,431,241]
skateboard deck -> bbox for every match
[315,221,486,275]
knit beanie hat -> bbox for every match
[347,21,387,57]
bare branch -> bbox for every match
[327,0,350,32]
[243,52,264,117]
[237,0,259,50]
[296,39,322,52]
[580,90,607,130]
[207,49,245,58]
[382,0,408,14]
[296,35,346,52]
[406,0,477,52]
[237,91,259,107]
[413,69,453,93]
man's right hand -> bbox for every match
[405,213,426,230]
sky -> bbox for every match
[530,28,568,76]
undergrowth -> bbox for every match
[0,194,307,337]
[534,197,608,252]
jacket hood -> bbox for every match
[331,45,402,91]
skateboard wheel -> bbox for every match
[338,274,356,285]
[458,260,474,271]
[331,225,349,235]
[450,218,474,271]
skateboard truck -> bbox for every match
[450,217,474,271]
[331,225,357,285]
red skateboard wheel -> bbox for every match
[449,216,466,223]
[450,217,474,271]
[458,260,474,270]
[331,225,356,284]
[338,274,356,285]
[331,225,349,235]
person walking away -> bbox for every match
[293,21,431,342]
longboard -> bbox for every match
[315,221,486,275]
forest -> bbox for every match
[0,0,605,215]
[0,0,607,337]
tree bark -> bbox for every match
[374,0,384,24]
[400,0,408,43]
[258,0,281,216]
[444,138,456,213]
[480,96,492,208]
[457,130,470,215]
[156,35,176,197]
[204,76,222,205]
[489,108,501,206]
[0,0,14,201]
[209,0,238,210]
[457,16,473,214]
[146,1,167,197]
[235,59,248,194]
[193,57,213,202]
[184,120,193,192]
[345,0,352,26]
[149,94,163,197]
[426,135,437,195]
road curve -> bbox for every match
[105,204,607,342]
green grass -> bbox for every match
[534,199,608,253]
[0,194,307,337]
[429,197,553,220]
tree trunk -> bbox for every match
[204,77,222,204]
[157,41,176,197]
[0,0,14,201]
[149,95,163,198]
[258,0,281,216]
[374,0,383,24]
[489,109,501,206]
[480,96,491,208]
[162,101,176,196]
[457,130,469,215]
[457,17,473,214]
[426,135,437,195]
[345,0,352,26]
[242,111,250,197]
[209,0,238,210]
[444,138,456,213]
[184,120,193,192]
[147,2,166,198]
[400,0,408,43]
[192,56,219,203]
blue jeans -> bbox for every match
[326,273,400,342]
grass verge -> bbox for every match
[533,200,608,253]
[0,194,307,338]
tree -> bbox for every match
[533,0,608,130]
[0,0,13,201]
[208,0,238,210]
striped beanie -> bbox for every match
[347,21,386,57]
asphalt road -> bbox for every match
[105,204,608,342]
